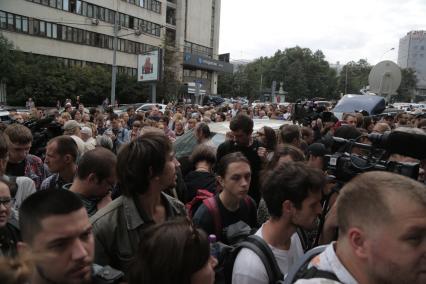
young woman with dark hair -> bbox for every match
[129,218,217,284]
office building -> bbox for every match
[397,30,426,96]
[0,0,232,100]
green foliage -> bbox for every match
[337,59,372,95]
[218,46,339,102]
[156,37,180,103]
[0,33,149,106]
[0,33,16,82]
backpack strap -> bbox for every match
[203,197,222,240]
[284,245,337,284]
[243,196,255,211]
[296,227,310,251]
[243,235,284,284]
[298,266,340,282]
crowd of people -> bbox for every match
[0,98,425,284]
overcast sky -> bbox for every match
[218,0,426,65]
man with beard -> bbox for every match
[90,132,186,275]
[294,171,426,284]
[17,189,123,284]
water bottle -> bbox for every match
[208,234,220,259]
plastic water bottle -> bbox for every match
[208,234,220,259]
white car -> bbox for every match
[174,119,293,159]
[135,103,167,113]
[0,110,11,123]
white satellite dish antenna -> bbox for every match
[368,60,402,102]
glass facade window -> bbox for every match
[7,13,14,30]
[98,7,105,21]
[39,20,46,36]
[87,3,93,18]
[76,0,82,14]
[52,23,57,38]
[22,17,28,32]
[32,19,40,35]
[184,41,213,58]
[82,2,87,16]
[63,0,69,11]
[15,15,22,31]
[0,10,157,55]
[0,11,6,29]
[28,0,161,36]
[46,22,52,37]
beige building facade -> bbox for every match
[0,0,231,98]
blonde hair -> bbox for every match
[61,112,71,121]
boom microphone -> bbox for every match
[368,131,426,160]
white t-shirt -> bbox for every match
[232,225,304,284]
[3,175,36,225]
[294,243,357,284]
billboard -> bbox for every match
[137,50,160,82]
[183,52,234,73]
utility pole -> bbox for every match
[110,7,118,107]
[345,65,348,95]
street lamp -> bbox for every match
[110,10,142,107]
[344,63,350,95]
[380,47,395,60]
[111,10,118,107]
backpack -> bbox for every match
[215,235,284,284]
[202,195,255,242]
[283,245,341,284]
[185,189,215,218]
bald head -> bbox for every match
[337,171,426,234]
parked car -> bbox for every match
[0,110,12,123]
[203,95,225,106]
[174,119,292,159]
[135,103,167,113]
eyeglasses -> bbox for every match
[0,197,12,208]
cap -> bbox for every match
[63,120,81,132]
[308,143,329,157]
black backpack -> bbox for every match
[215,235,284,284]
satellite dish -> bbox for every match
[368,60,402,102]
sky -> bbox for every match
[218,0,426,65]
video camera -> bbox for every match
[323,135,420,182]
[23,116,63,158]
[292,100,335,126]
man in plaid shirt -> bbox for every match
[4,124,47,190]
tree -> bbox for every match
[220,46,339,102]
[337,59,372,95]
[156,37,180,103]
[0,34,149,106]
[217,72,235,97]
[0,33,17,83]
